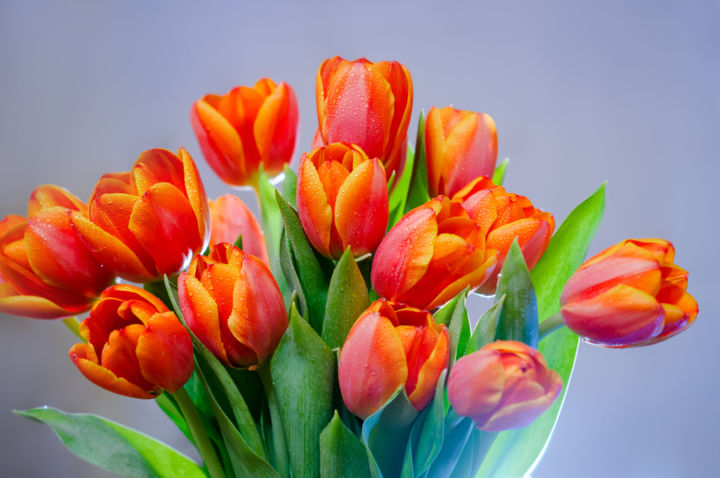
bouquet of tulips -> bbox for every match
[1,56,698,478]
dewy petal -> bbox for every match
[178,147,210,250]
[254,82,298,176]
[297,153,333,257]
[208,194,268,264]
[443,112,497,198]
[407,324,449,411]
[448,350,505,418]
[0,284,76,319]
[28,185,86,216]
[133,149,185,195]
[100,325,154,391]
[136,311,193,392]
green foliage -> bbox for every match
[404,111,430,213]
[492,158,509,185]
[320,412,373,478]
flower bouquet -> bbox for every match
[1,56,698,478]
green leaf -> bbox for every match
[362,388,419,478]
[233,234,243,250]
[447,290,471,367]
[320,412,372,478]
[476,183,605,478]
[464,296,505,356]
[282,165,298,209]
[156,393,192,445]
[492,158,509,185]
[15,407,206,478]
[275,190,329,332]
[388,143,415,227]
[410,370,447,475]
[404,111,430,213]
[494,240,539,348]
[279,229,307,315]
[425,410,474,478]
[451,428,497,478]
[322,247,370,348]
[271,305,336,478]
[258,167,290,300]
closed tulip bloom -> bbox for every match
[70,148,210,282]
[425,106,498,197]
[560,238,698,347]
[316,56,413,180]
[297,142,388,259]
[69,285,193,399]
[178,243,287,369]
[453,176,555,294]
[191,78,299,187]
[371,196,497,309]
[338,300,448,418]
[448,341,562,432]
[208,194,268,265]
[0,186,114,319]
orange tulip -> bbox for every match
[560,238,698,347]
[178,243,287,369]
[425,106,498,197]
[453,176,555,294]
[0,186,113,319]
[371,196,497,309]
[69,284,193,399]
[338,299,448,418]
[448,341,562,432]
[315,56,413,180]
[191,78,299,187]
[70,148,210,282]
[296,142,388,259]
[208,194,268,265]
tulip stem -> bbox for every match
[172,387,226,478]
[62,317,84,340]
[539,312,566,340]
[258,364,290,478]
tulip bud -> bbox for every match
[208,194,268,265]
[296,142,388,259]
[371,196,497,309]
[69,284,193,399]
[191,78,299,187]
[315,56,413,180]
[453,176,555,294]
[0,186,114,319]
[425,106,498,197]
[448,341,562,432]
[338,300,448,418]
[178,243,287,369]
[70,148,210,282]
[560,238,698,347]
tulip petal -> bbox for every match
[448,350,505,418]
[0,284,74,319]
[407,325,449,411]
[297,153,333,257]
[70,343,155,399]
[136,311,193,393]
[178,147,210,249]
[255,82,298,175]
[28,185,86,216]
[208,194,268,264]
[133,149,185,196]
[487,215,554,269]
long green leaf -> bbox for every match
[271,305,336,478]
[476,183,605,477]
[464,296,505,356]
[279,229,308,314]
[282,165,298,209]
[404,111,430,213]
[15,407,205,478]
[322,247,370,348]
[257,168,290,300]
[388,144,415,227]
[410,370,447,475]
[320,412,372,478]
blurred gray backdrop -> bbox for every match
[1,1,718,477]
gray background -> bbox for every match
[1,1,718,477]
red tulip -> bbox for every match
[70,148,210,282]
[315,56,413,180]
[69,284,193,399]
[0,186,113,319]
[453,176,554,294]
[178,243,287,369]
[371,196,497,309]
[191,78,299,187]
[448,341,562,432]
[296,142,388,259]
[208,194,268,265]
[561,238,698,347]
[338,300,448,418]
[425,106,498,197]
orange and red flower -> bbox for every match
[178,243,287,369]
[371,196,496,309]
[338,300,448,418]
[191,78,299,187]
[69,284,193,399]
[561,238,698,347]
[0,186,113,319]
[70,148,210,282]
[425,106,498,197]
[448,341,562,432]
[208,194,268,265]
[315,57,413,180]
[296,142,388,259]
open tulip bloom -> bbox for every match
[3,55,698,478]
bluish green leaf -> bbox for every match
[388,144,415,227]
[452,428,497,478]
[492,158,509,185]
[464,296,505,356]
[476,183,605,478]
[494,240,539,348]
[282,165,298,209]
[320,412,372,478]
[275,190,329,332]
[404,111,430,213]
[410,370,447,475]
[425,410,474,478]
[15,407,205,478]
[271,305,336,478]
[434,288,471,367]
[322,247,370,348]
[362,388,419,478]
[279,229,307,315]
